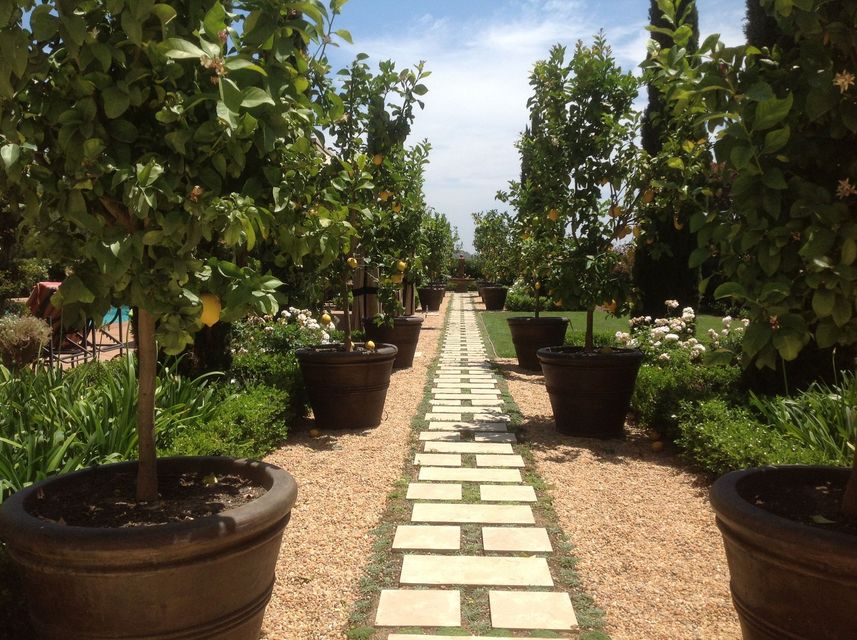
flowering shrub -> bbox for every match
[231,308,337,359]
[615,301,706,361]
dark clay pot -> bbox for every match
[417,287,445,312]
[296,342,397,429]
[0,456,297,640]
[362,316,424,369]
[507,316,569,371]
[482,286,508,311]
[537,346,643,438]
[710,466,857,640]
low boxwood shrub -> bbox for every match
[675,398,831,476]
[165,384,291,460]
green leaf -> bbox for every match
[812,289,835,317]
[0,143,20,168]
[773,330,803,361]
[730,144,754,169]
[224,57,267,75]
[666,156,685,170]
[714,281,747,300]
[293,76,309,94]
[59,275,95,304]
[102,87,130,119]
[241,87,274,108]
[743,322,772,358]
[162,38,206,59]
[334,28,353,44]
[203,0,227,39]
[152,4,177,25]
[121,11,143,45]
[30,6,58,40]
[746,81,774,102]
[689,246,710,268]
[816,321,841,348]
[219,77,242,112]
[832,296,852,327]
[763,127,790,154]
[142,230,163,245]
[762,167,787,190]
[754,94,793,131]
[60,14,87,46]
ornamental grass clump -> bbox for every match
[0,315,51,368]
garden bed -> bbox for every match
[259,298,448,639]
[494,357,741,640]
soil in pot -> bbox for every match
[507,316,569,370]
[482,286,507,311]
[296,342,397,429]
[710,466,857,640]
[363,316,423,369]
[537,346,643,438]
[0,456,298,640]
[417,287,445,312]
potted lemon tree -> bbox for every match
[416,209,455,311]
[472,209,515,310]
[525,36,650,438]
[295,55,430,423]
[0,1,346,636]
[648,1,857,637]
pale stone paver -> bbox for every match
[375,589,461,627]
[392,525,460,550]
[482,527,553,552]
[424,412,462,421]
[431,398,503,406]
[430,399,464,406]
[411,503,534,524]
[418,467,522,483]
[428,421,508,432]
[401,555,553,586]
[388,636,561,640]
[475,454,526,468]
[427,405,470,413]
[419,431,462,441]
[475,432,517,443]
[489,591,577,631]
[414,453,461,467]
[433,389,501,396]
[406,482,462,501]
[424,441,514,454]
[479,484,537,502]
[435,383,497,389]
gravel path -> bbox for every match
[261,298,448,640]
[493,355,741,640]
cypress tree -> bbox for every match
[633,0,700,316]
[745,0,782,49]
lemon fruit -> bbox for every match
[379,190,392,201]
[547,208,559,221]
[396,260,407,272]
[347,257,358,269]
[200,293,222,327]
[392,202,401,213]
[643,188,655,203]
[321,313,332,325]
[372,153,383,166]
[390,273,404,284]
[534,281,541,290]
[365,340,376,350]
[609,205,622,218]
[602,300,618,314]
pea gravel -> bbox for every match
[494,357,741,640]
[260,296,448,640]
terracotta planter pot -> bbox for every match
[417,287,445,312]
[482,286,508,311]
[507,316,569,370]
[0,339,41,369]
[363,316,424,369]
[537,346,642,438]
[0,456,297,640]
[296,343,397,429]
[710,466,857,640]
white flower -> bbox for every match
[742,318,750,327]
[721,329,729,336]
[665,299,679,309]
[708,329,718,339]
[722,315,732,327]
[645,316,652,323]
[615,331,631,343]
[665,333,680,342]
[652,341,662,348]
[658,353,671,362]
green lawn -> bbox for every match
[478,310,723,359]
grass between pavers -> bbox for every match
[479,310,723,360]
[346,297,612,639]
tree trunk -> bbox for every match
[842,450,857,517]
[534,289,541,319]
[136,308,159,503]
[342,275,352,352]
[585,307,594,351]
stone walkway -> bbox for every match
[374,293,578,638]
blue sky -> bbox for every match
[326,0,747,251]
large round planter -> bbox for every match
[0,456,297,640]
[0,339,41,369]
[417,287,445,312]
[482,286,508,311]
[710,466,857,640]
[296,343,397,429]
[507,316,569,371]
[363,316,424,369]
[537,346,643,438]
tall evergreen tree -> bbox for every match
[633,0,700,316]
[745,0,782,49]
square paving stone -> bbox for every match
[406,482,462,500]
[375,589,460,627]
[418,467,522,483]
[471,412,511,421]
[489,591,577,630]
[425,441,514,454]
[476,454,526,468]
[429,405,470,413]
[430,399,464,407]
[479,484,537,502]
[419,431,462,441]
[414,453,461,467]
[482,527,553,552]
[392,525,460,550]
[400,555,552,586]
[428,421,508,432]
[424,413,462,421]
[411,502,534,524]
[475,432,517,443]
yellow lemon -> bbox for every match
[673,215,685,230]
[365,340,376,350]
[547,208,559,221]
[321,313,332,325]
[347,257,358,269]
[534,281,541,290]
[396,260,407,272]
[309,428,321,438]
[609,205,622,218]
[390,273,404,284]
[603,300,618,314]
[200,293,221,327]
[642,188,655,204]
[554,299,564,308]
[392,202,402,213]
[651,441,665,453]
[379,190,392,201]
[372,153,383,166]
